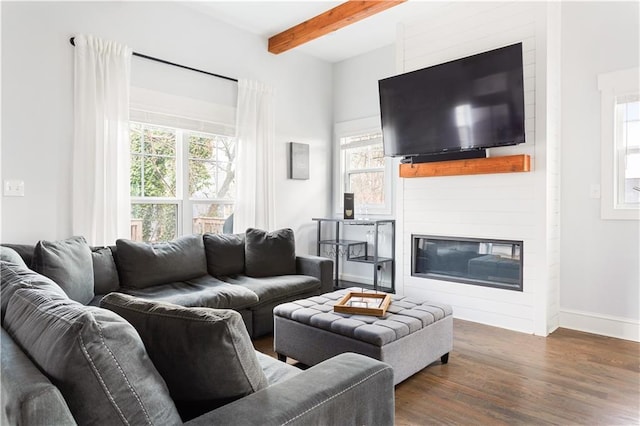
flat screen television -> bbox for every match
[379,43,525,162]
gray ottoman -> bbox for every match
[273,288,453,385]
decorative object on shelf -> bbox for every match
[343,193,354,219]
[288,142,309,180]
[334,292,392,317]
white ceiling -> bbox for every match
[188,1,442,63]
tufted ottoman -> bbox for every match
[273,288,453,385]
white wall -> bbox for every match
[333,45,395,123]
[1,1,333,254]
[331,46,397,286]
[560,1,640,341]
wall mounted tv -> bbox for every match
[379,43,525,163]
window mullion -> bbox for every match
[178,130,191,236]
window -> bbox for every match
[598,68,640,220]
[129,88,236,242]
[335,117,393,216]
[614,95,640,207]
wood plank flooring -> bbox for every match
[253,319,640,425]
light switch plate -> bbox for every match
[589,183,601,199]
[4,179,25,197]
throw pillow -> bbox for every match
[100,293,268,403]
[31,236,94,304]
[203,233,245,276]
[0,246,28,269]
[0,260,68,322]
[4,288,182,425]
[244,228,296,278]
[91,247,120,294]
[116,234,207,289]
[1,244,35,266]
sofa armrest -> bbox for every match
[185,352,394,426]
[1,328,76,426]
[296,255,333,294]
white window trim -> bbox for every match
[334,116,393,217]
[598,67,640,220]
[130,87,235,136]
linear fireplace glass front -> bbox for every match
[412,235,523,291]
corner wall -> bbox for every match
[559,1,639,341]
[330,1,638,341]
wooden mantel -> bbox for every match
[399,154,531,178]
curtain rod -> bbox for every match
[69,37,238,83]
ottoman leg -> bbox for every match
[440,353,449,364]
[277,353,287,362]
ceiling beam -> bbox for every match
[268,0,407,55]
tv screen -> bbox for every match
[379,43,525,159]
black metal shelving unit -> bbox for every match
[312,218,395,293]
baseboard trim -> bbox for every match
[559,309,640,342]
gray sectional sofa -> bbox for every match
[0,231,395,425]
[4,228,333,337]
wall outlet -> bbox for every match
[4,179,25,197]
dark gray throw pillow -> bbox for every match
[91,247,120,294]
[100,293,268,402]
[0,260,68,321]
[0,246,28,269]
[4,287,182,425]
[244,228,296,278]
[203,233,245,276]
[31,236,94,304]
[116,234,207,289]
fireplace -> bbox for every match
[412,235,523,291]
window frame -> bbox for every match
[598,67,640,220]
[334,116,393,217]
[129,88,236,241]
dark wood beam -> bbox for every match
[268,0,407,55]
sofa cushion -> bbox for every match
[203,233,245,276]
[245,228,296,278]
[120,275,259,310]
[116,235,207,289]
[0,246,28,269]
[217,274,320,305]
[4,287,182,425]
[91,247,120,294]
[31,236,94,304]
[101,293,268,405]
[0,261,68,322]
[255,351,301,386]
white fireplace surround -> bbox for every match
[394,2,561,336]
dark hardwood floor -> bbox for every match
[253,319,640,425]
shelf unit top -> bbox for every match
[348,255,393,264]
[312,217,395,225]
[318,239,366,246]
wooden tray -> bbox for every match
[334,292,392,316]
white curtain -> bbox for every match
[233,79,276,233]
[72,35,132,246]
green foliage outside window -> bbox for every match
[130,122,236,243]
[130,123,177,198]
